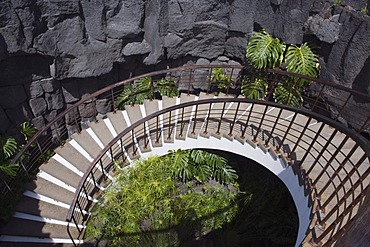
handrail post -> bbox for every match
[191,104,199,135]
[216,102,226,135]
[276,113,297,152]
[253,105,268,142]
[241,103,254,138]
[228,102,240,136]
[155,116,160,143]
[265,108,283,146]
[203,103,212,134]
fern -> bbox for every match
[241,78,268,100]
[246,30,286,69]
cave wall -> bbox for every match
[0,0,370,137]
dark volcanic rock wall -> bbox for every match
[0,0,370,136]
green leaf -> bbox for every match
[285,43,318,79]
[1,137,18,159]
[246,30,286,69]
[274,82,303,107]
[157,78,179,97]
[20,122,36,141]
[0,163,18,178]
[241,78,268,100]
[167,149,192,182]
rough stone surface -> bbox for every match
[0,0,369,140]
[29,98,47,117]
[0,106,11,134]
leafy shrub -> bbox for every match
[87,150,241,247]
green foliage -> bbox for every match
[361,6,368,14]
[285,43,319,79]
[87,151,241,246]
[246,30,286,69]
[334,0,342,6]
[20,122,36,142]
[115,77,154,108]
[244,30,319,107]
[274,81,303,107]
[167,149,238,184]
[157,78,179,97]
[211,68,233,91]
[241,78,268,100]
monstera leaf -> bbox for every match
[274,82,303,107]
[285,43,319,79]
[241,78,268,100]
[246,30,286,69]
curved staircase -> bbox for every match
[0,65,369,247]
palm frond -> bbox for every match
[115,84,135,108]
[274,82,303,107]
[246,30,286,69]
[285,43,318,78]
[193,164,212,183]
[241,78,268,100]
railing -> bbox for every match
[65,98,370,246]
[2,65,370,245]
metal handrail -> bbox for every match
[1,65,369,244]
[65,98,370,246]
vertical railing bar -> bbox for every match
[318,144,359,197]
[143,122,148,149]
[321,164,369,209]
[311,84,325,111]
[310,135,350,179]
[156,116,160,143]
[228,102,240,136]
[265,108,283,146]
[179,106,185,136]
[67,222,77,247]
[191,104,199,134]
[167,111,172,140]
[216,102,226,135]
[253,105,268,142]
[203,103,212,134]
[298,122,325,165]
[335,93,352,121]
[120,138,125,163]
[241,103,254,138]
[306,129,339,175]
[276,113,297,152]
[131,130,137,155]
[289,117,312,157]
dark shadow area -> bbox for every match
[89,150,299,247]
[353,55,370,103]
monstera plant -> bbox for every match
[243,30,319,107]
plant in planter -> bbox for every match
[243,30,319,106]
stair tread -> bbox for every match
[125,104,142,124]
[0,217,79,239]
[25,177,75,205]
[54,143,91,173]
[71,129,102,159]
[107,111,128,134]
[15,196,69,222]
[88,120,114,146]
[39,158,81,188]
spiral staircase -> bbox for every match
[0,65,369,247]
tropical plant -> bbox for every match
[157,78,179,97]
[0,136,19,180]
[87,151,241,247]
[211,68,233,92]
[243,29,319,107]
[245,30,286,69]
[167,149,238,184]
[115,77,154,108]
